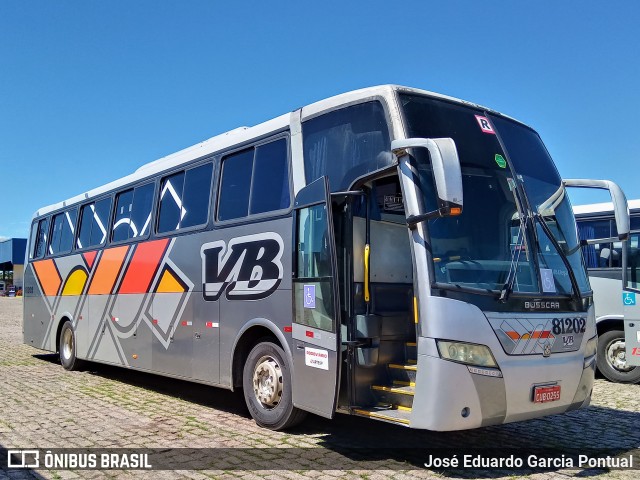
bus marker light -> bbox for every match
[112,317,119,322]
[306,331,314,338]
[181,321,192,327]
[283,326,292,333]
[132,354,138,360]
[205,322,218,328]
[450,207,462,216]
[152,319,158,324]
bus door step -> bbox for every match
[353,405,411,426]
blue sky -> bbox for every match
[1,1,639,240]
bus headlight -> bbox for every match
[436,340,498,368]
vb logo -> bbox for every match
[201,232,284,301]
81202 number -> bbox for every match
[551,317,586,335]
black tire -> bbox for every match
[59,321,84,371]
[596,330,640,384]
[242,340,307,430]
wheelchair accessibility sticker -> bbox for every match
[623,292,636,306]
[303,285,316,308]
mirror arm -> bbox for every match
[563,178,629,240]
[331,190,365,198]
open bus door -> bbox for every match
[623,230,640,367]
[291,177,341,418]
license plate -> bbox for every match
[533,385,561,403]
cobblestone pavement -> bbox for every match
[1,297,639,480]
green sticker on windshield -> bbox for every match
[495,154,506,168]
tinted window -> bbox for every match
[112,183,154,242]
[303,102,392,191]
[626,231,640,291]
[49,214,63,255]
[295,203,334,332]
[34,217,50,259]
[577,219,612,268]
[181,163,213,228]
[218,149,253,221]
[218,140,290,221]
[158,162,213,233]
[49,209,77,255]
[29,221,39,259]
[130,183,154,237]
[158,172,185,233]
[81,198,112,248]
[251,139,290,215]
[112,189,134,242]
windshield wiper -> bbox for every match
[499,178,530,303]
[499,217,526,302]
[533,213,582,302]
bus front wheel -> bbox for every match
[596,330,640,384]
[59,321,83,371]
[242,340,306,430]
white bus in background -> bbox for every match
[574,200,640,383]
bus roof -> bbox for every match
[33,85,514,219]
[573,199,640,216]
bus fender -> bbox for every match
[53,311,74,351]
[228,317,293,391]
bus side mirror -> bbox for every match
[564,179,629,240]
[392,138,463,227]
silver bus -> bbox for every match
[574,200,640,383]
[23,85,629,431]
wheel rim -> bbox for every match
[606,338,632,372]
[62,328,73,361]
[252,355,283,409]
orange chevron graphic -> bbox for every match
[119,239,170,294]
[83,251,97,270]
[156,267,187,293]
[32,259,62,297]
[87,246,130,295]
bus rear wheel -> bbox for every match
[596,330,640,384]
[242,340,306,430]
[59,321,83,371]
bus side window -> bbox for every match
[112,183,154,242]
[158,162,213,233]
[218,149,253,221]
[628,232,640,291]
[250,139,290,215]
[77,198,112,250]
[577,219,612,268]
[609,217,639,269]
[112,189,134,242]
[49,209,77,255]
[33,217,50,259]
[28,221,39,259]
[218,138,290,221]
[302,101,391,192]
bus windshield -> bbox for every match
[399,94,590,296]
